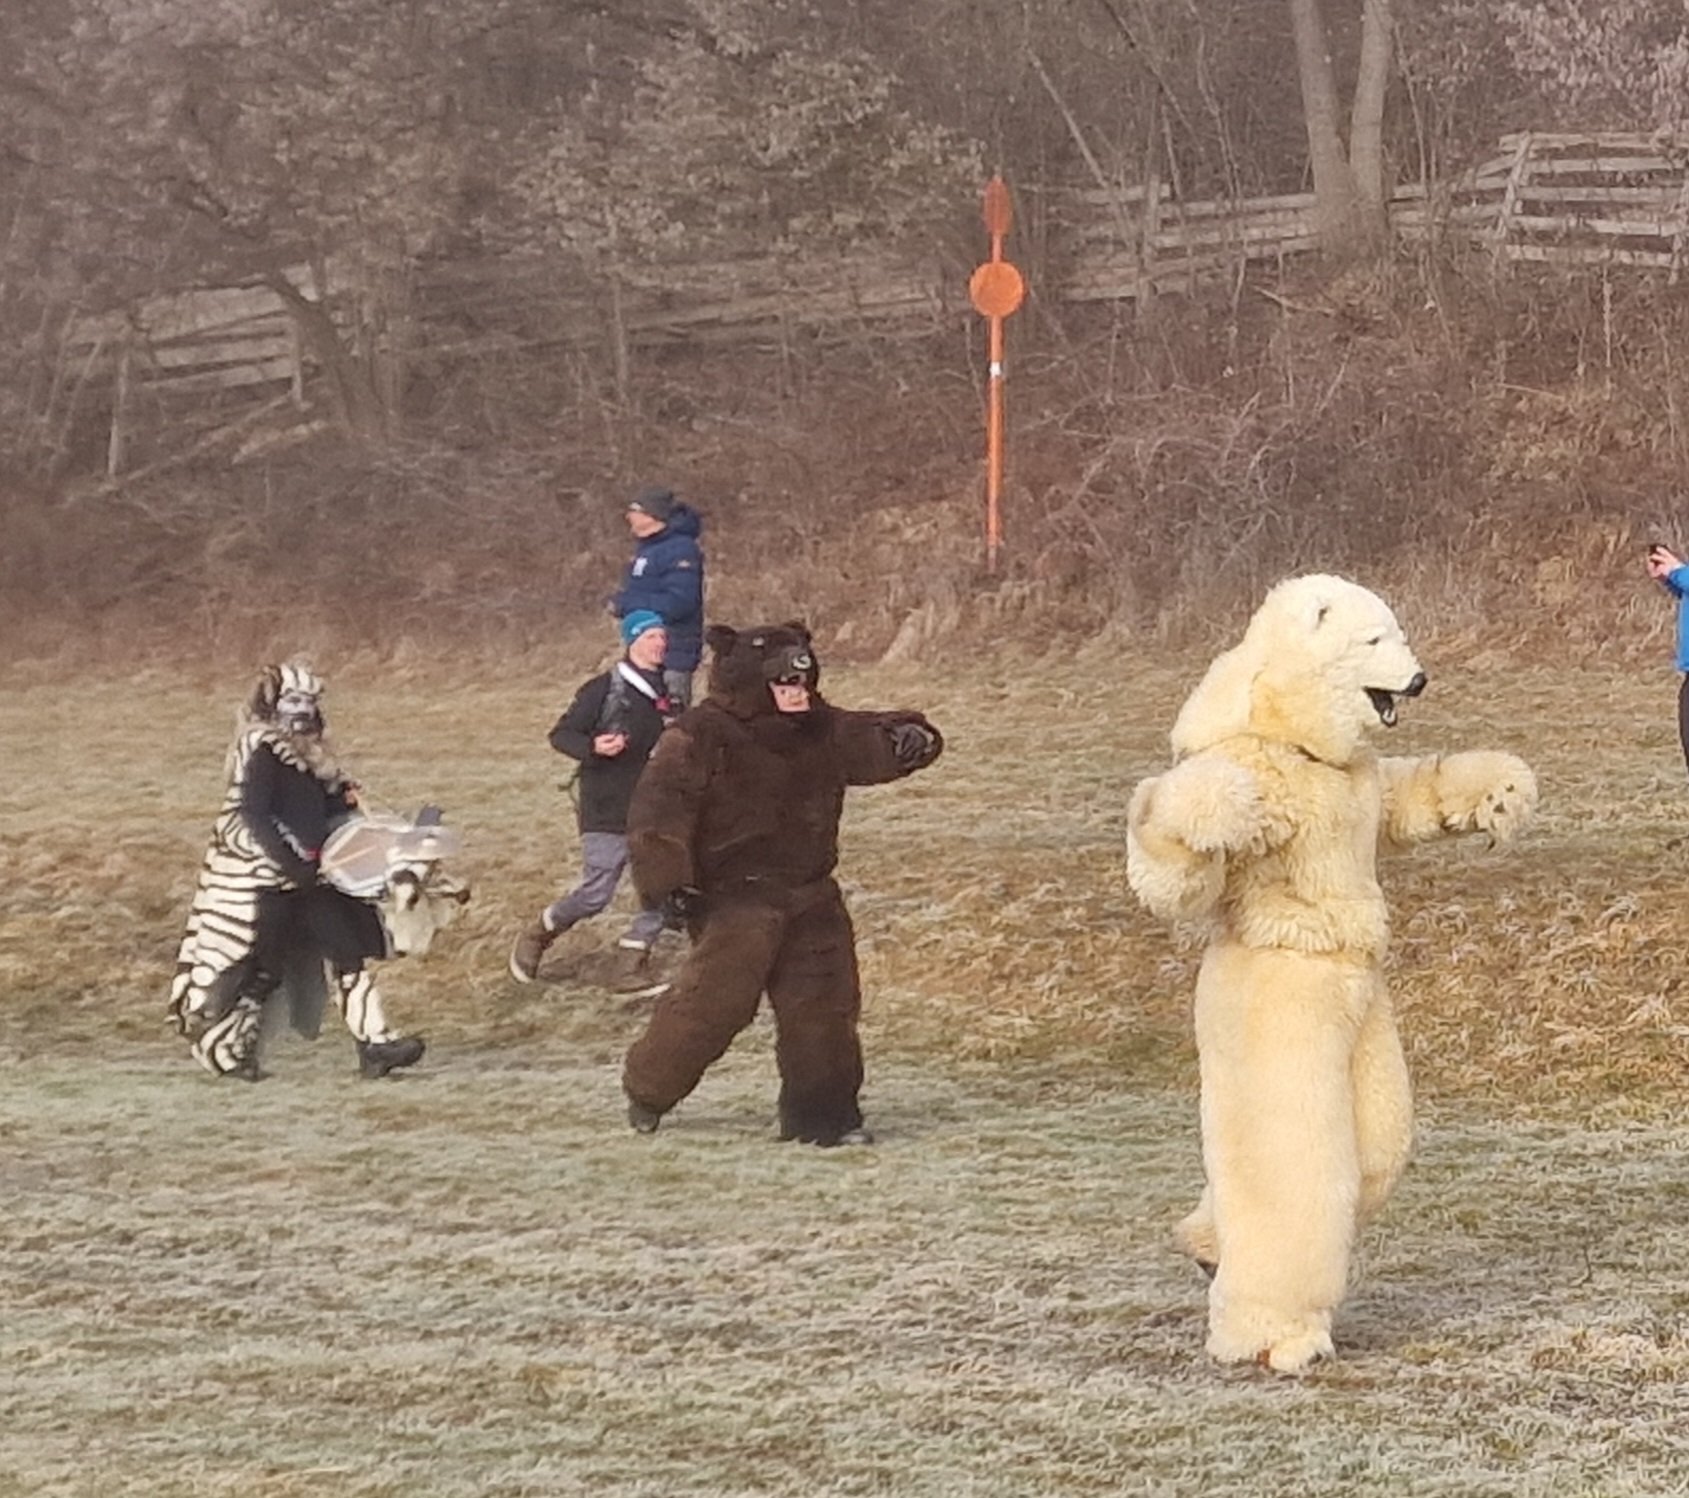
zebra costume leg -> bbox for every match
[171,873,274,1081]
[190,996,266,1081]
[333,967,395,1043]
[183,940,283,1082]
[333,966,427,1079]
[168,859,265,1032]
[168,825,277,1070]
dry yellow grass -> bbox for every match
[6,641,1682,1108]
[5,643,1689,1494]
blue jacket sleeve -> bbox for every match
[614,540,703,626]
[1666,564,1689,599]
[646,547,703,625]
[610,562,639,618]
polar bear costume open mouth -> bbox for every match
[1364,673,1427,727]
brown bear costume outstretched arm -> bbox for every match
[626,722,712,908]
[829,709,944,786]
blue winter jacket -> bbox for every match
[1664,564,1689,671]
[612,504,706,671]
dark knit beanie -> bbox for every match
[628,485,676,523]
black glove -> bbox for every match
[661,887,705,929]
[888,718,942,771]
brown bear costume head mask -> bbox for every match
[705,621,824,722]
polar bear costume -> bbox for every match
[1126,575,1536,1374]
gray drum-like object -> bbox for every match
[319,815,461,898]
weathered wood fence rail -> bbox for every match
[67,131,1689,409]
[1392,130,1689,271]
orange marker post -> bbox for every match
[968,175,1025,573]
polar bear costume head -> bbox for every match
[1171,574,1426,768]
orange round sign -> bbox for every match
[969,259,1026,318]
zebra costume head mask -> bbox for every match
[247,659,326,737]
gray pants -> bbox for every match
[546,831,666,948]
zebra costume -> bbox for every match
[168,662,424,1081]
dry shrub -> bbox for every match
[8,253,1689,670]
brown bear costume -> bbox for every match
[621,621,943,1145]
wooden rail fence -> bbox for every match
[66,131,1689,427]
[1392,130,1689,272]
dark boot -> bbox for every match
[508,917,557,983]
[228,1053,269,1083]
[778,1101,868,1146]
[358,1035,426,1079]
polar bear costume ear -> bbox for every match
[1251,574,1344,646]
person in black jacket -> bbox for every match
[509,611,679,991]
[611,485,706,708]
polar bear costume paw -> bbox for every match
[1207,1314,1334,1376]
[1436,752,1538,845]
[1175,1198,1220,1268]
[1127,761,1263,923]
[1138,756,1269,854]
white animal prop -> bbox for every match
[320,812,469,957]
[1125,574,1537,1374]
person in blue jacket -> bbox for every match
[612,485,706,708]
[1648,541,1689,773]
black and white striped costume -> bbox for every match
[168,667,416,1079]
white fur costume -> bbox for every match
[1126,575,1536,1374]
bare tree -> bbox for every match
[1287,0,1391,256]
[1351,0,1394,215]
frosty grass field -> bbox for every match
[4,647,1689,1496]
